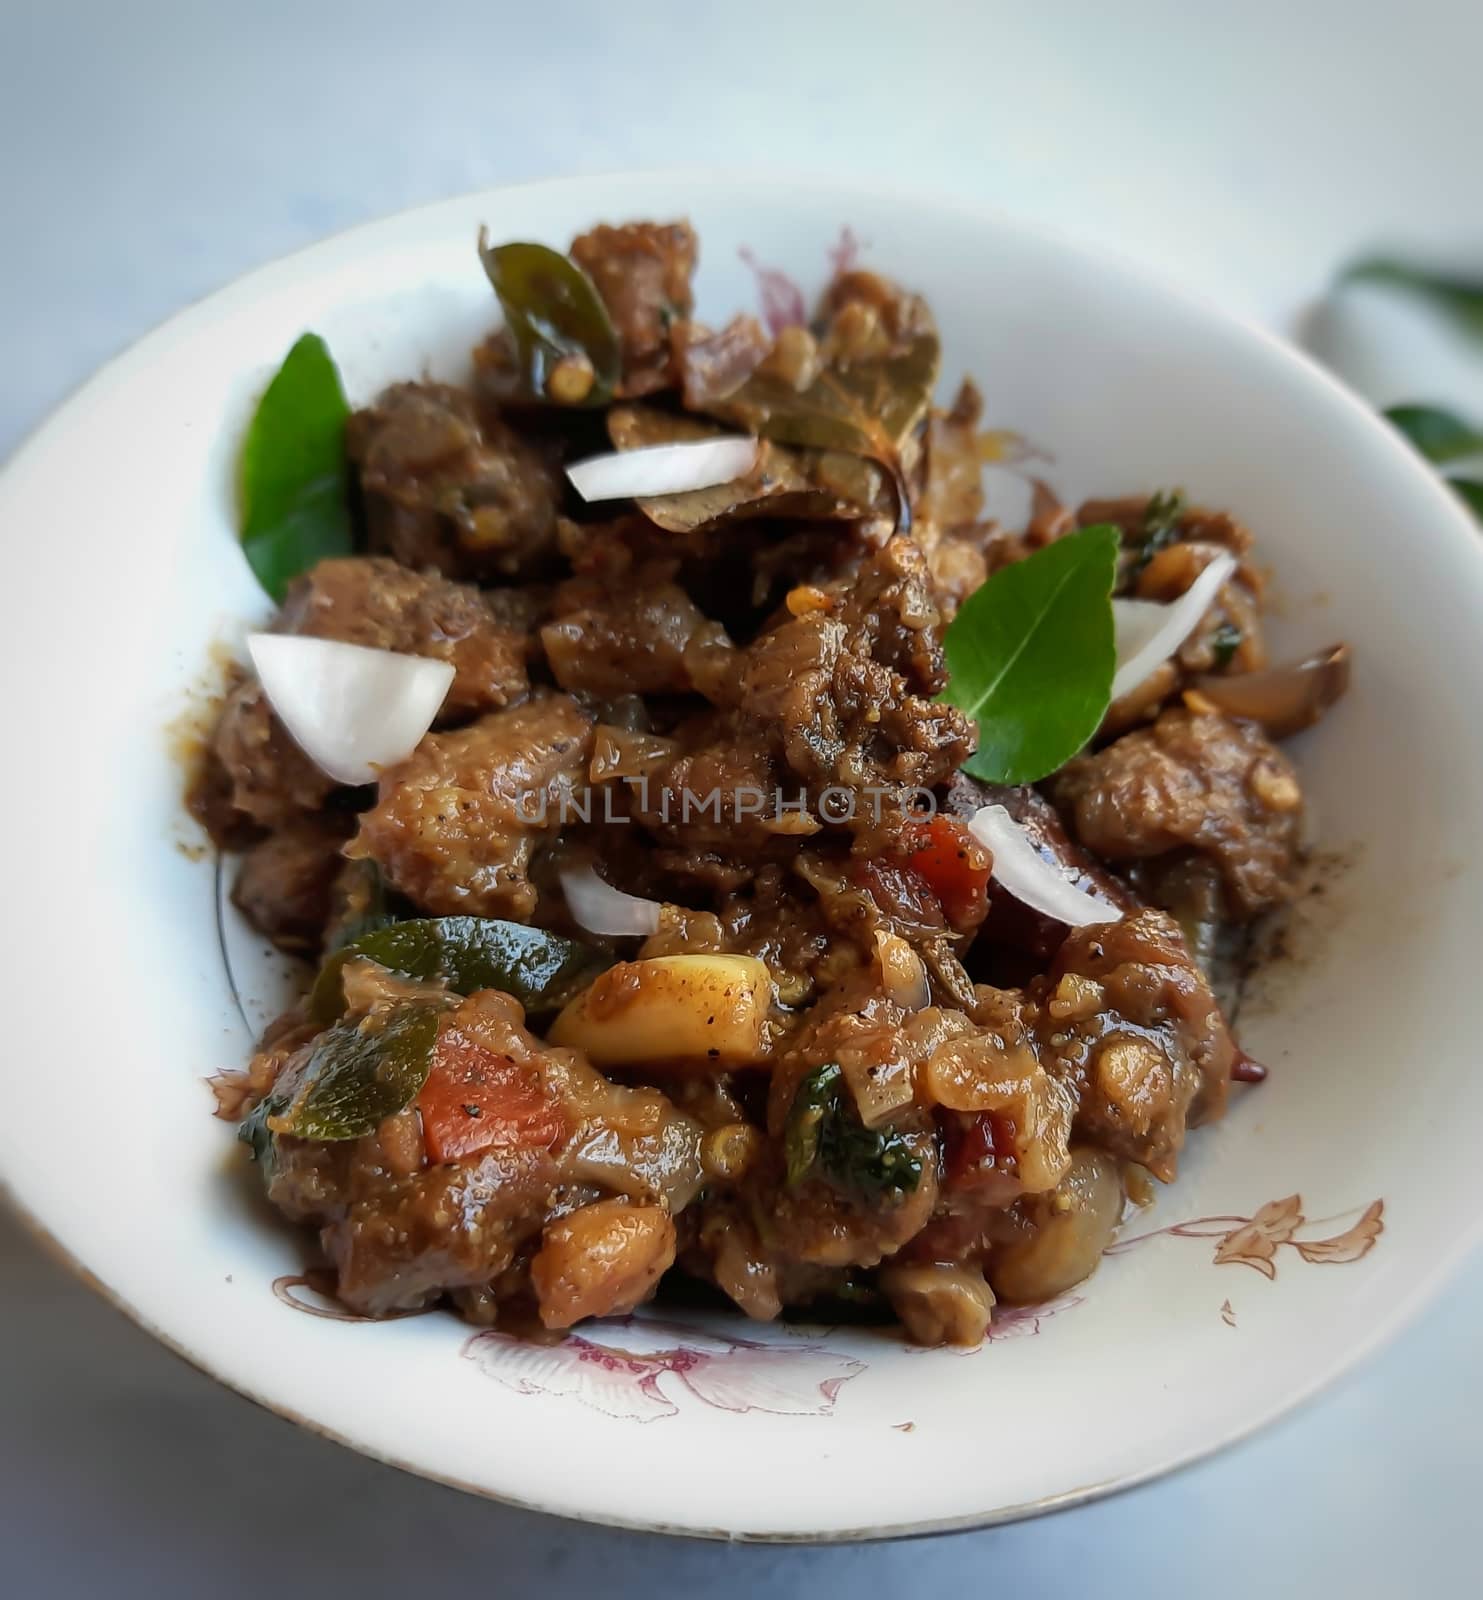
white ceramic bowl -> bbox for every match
[3,173,1482,1542]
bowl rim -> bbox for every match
[4,166,1483,1543]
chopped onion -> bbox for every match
[967,804,1122,929]
[1111,551,1237,701]
[842,1052,917,1128]
[566,437,759,502]
[247,634,454,787]
[559,863,663,937]
[874,929,929,1011]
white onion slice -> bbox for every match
[1111,551,1237,702]
[566,437,759,502]
[967,804,1122,929]
[560,863,663,937]
[247,634,454,787]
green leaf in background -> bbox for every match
[311,915,605,1024]
[940,523,1119,785]
[1384,404,1483,465]
[1342,258,1483,340]
[239,333,353,602]
[478,235,621,406]
[1450,479,1483,521]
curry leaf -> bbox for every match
[941,524,1119,785]
[263,1002,441,1142]
[478,235,621,406]
[1342,258,1483,340]
[784,1063,922,1202]
[608,404,891,532]
[698,318,939,465]
[239,333,353,602]
[785,1062,837,1186]
[311,915,605,1025]
[1384,404,1483,465]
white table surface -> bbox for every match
[4,2,1481,1592]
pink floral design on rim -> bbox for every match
[462,1315,866,1424]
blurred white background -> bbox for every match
[3,2,1481,1593]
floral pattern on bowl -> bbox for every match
[462,1315,865,1423]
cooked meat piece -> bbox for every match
[346,382,564,579]
[631,714,791,858]
[736,1137,939,1275]
[483,583,553,651]
[1051,709,1303,919]
[261,983,702,1315]
[540,569,708,695]
[722,539,974,841]
[231,817,348,954]
[348,694,593,919]
[569,220,697,395]
[1035,909,1234,1177]
[270,1127,564,1315]
[278,556,528,717]
[200,555,531,840]
[940,771,1141,959]
[208,678,334,831]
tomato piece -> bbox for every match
[944,1110,1020,1204]
[417,1026,567,1165]
[853,856,946,926]
[908,815,992,930]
